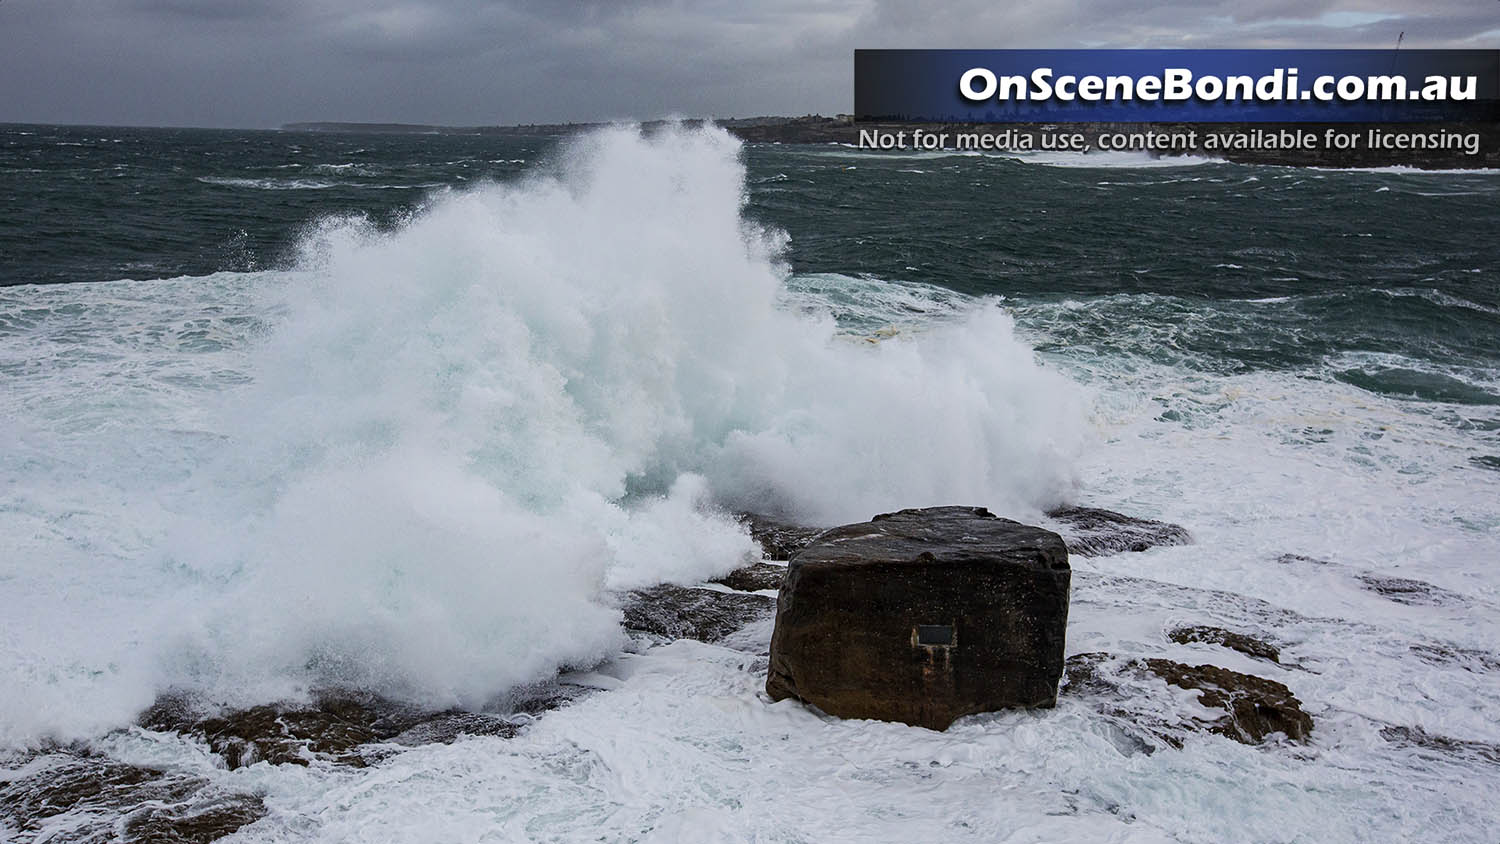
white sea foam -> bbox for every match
[196,176,442,191]
[1310,164,1500,175]
[1009,150,1220,169]
[83,344,1500,839]
[0,124,1085,742]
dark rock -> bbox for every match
[1277,553,1333,566]
[766,506,1071,730]
[141,691,418,769]
[1168,625,1281,663]
[621,584,776,642]
[1061,652,1120,697]
[189,701,382,768]
[0,749,264,843]
[1408,643,1500,673]
[138,687,571,770]
[1358,574,1466,607]
[1046,506,1191,557]
[735,513,827,561]
[1063,652,1312,746]
[503,681,592,715]
[710,562,787,592]
[1062,653,1186,750]
[1379,725,1500,764]
[389,713,520,746]
[1144,659,1312,744]
[121,792,268,844]
[137,693,199,733]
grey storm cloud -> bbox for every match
[0,0,1494,127]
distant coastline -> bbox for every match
[281,115,1499,169]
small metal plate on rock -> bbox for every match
[916,624,955,646]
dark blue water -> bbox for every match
[4,122,1499,404]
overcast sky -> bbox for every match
[1,0,1494,128]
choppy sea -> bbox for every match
[2,122,1498,842]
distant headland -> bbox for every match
[281,115,1499,169]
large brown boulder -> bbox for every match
[765,506,1070,730]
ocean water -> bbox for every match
[2,122,1499,842]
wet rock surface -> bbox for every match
[11,573,785,843]
[1358,573,1466,607]
[710,562,787,592]
[735,512,826,561]
[621,584,776,643]
[767,506,1071,730]
[1408,642,1500,673]
[138,687,572,771]
[1276,553,1334,566]
[1380,725,1500,765]
[1,683,590,842]
[386,712,523,747]
[1470,455,1500,472]
[143,693,411,769]
[1063,652,1312,747]
[1276,553,1471,607]
[1046,506,1191,557]
[1168,625,1281,663]
[0,749,265,843]
[1145,659,1312,744]
[171,702,379,769]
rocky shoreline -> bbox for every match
[4,503,1495,841]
